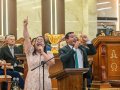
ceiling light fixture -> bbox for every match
[97,2,110,5]
[97,7,112,11]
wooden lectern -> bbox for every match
[49,68,89,90]
[92,36,120,88]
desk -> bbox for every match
[92,36,120,87]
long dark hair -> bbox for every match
[32,36,47,55]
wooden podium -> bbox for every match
[49,68,89,90]
[92,36,120,88]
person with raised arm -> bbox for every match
[23,17,55,90]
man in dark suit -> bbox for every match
[0,35,24,89]
[59,32,96,89]
[0,35,23,71]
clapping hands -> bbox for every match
[81,35,89,42]
[80,33,89,43]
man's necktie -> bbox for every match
[10,46,14,57]
[75,52,79,68]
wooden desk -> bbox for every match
[50,68,89,90]
[49,55,63,89]
[92,36,120,87]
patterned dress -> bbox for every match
[24,46,54,90]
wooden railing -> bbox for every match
[0,62,12,90]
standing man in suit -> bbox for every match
[59,32,96,89]
[0,35,24,89]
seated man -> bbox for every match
[0,35,24,89]
[0,35,24,73]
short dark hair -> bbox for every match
[65,32,74,39]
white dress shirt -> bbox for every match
[69,45,83,68]
[69,40,92,68]
[8,45,14,57]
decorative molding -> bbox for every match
[93,36,120,47]
[97,17,117,20]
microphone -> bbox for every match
[41,61,45,65]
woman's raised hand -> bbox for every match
[23,17,28,28]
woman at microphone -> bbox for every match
[23,17,55,90]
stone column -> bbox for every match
[42,0,65,35]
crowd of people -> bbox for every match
[0,17,96,90]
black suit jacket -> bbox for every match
[59,44,96,69]
[0,45,22,65]
[59,44,96,78]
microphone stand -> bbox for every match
[31,55,57,90]
[41,61,45,90]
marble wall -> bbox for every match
[88,0,97,39]
[65,0,84,34]
[17,0,42,39]
[65,0,97,39]
[8,0,120,39]
[17,0,97,39]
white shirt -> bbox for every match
[69,45,83,68]
[68,40,92,68]
[8,45,14,57]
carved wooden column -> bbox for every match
[42,0,65,35]
[0,0,17,37]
